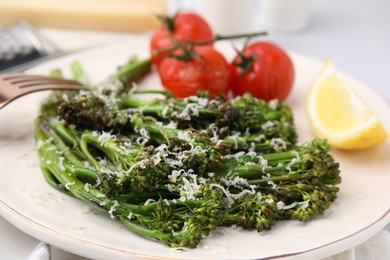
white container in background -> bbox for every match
[167,0,195,14]
[261,0,309,32]
[197,0,258,34]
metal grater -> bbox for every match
[0,22,60,72]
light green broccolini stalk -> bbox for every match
[34,57,341,248]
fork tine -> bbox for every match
[0,73,88,91]
[21,84,88,91]
[0,73,90,110]
[17,80,83,88]
[0,84,86,109]
[8,77,79,85]
[2,74,87,89]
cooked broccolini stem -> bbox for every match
[34,56,340,248]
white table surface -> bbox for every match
[1,0,389,259]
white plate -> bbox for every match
[0,36,389,260]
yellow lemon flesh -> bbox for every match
[306,60,388,150]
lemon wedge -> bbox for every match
[306,59,388,150]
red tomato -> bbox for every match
[150,12,213,67]
[230,41,294,101]
[158,47,231,98]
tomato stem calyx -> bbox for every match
[233,51,256,76]
[157,14,175,33]
[166,42,197,61]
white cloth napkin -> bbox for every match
[1,215,389,260]
[323,228,390,260]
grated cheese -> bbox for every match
[127,159,149,174]
[136,128,150,145]
[161,106,170,118]
[267,180,276,189]
[98,131,116,146]
[177,131,194,144]
[224,151,246,162]
[256,192,263,202]
[246,151,257,159]
[84,183,92,192]
[254,134,265,142]
[257,155,268,171]
[268,99,279,110]
[180,177,197,200]
[209,183,234,207]
[300,200,310,210]
[229,189,255,199]
[168,169,185,182]
[270,138,287,150]
[108,200,119,219]
[144,198,156,206]
[172,110,191,121]
[261,121,274,130]
[46,146,57,151]
[281,202,298,210]
[292,151,300,160]
[65,181,75,190]
[58,157,65,171]
[209,124,220,143]
[62,94,69,102]
[227,132,241,149]
[165,121,178,129]
[285,157,298,173]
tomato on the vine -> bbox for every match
[230,41,295,101]
[150,12,213,67]
[158,47,231,98]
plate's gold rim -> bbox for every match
[0,199,174,260]
[1,197,389,260]
[266,208,390,259]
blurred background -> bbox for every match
[166,0,390,101]
[0,0,389,100]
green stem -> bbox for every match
[72,167,99,181]
[117,58,151,84]
[36,118,160,216]
[49,69,63,78]
[196,31,268,46]
[117,189,177,203]
[118,97,157,109]
[53,121,79,147]
[71,61,91,86]
[133,89,172,97]
[247,172,314,186]
[38,117,84,166]
[154,31,268,56]
[40,166,74,196]
[120,216,171,243]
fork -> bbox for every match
[0,74,88,109]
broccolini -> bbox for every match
[34,57,341,248]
